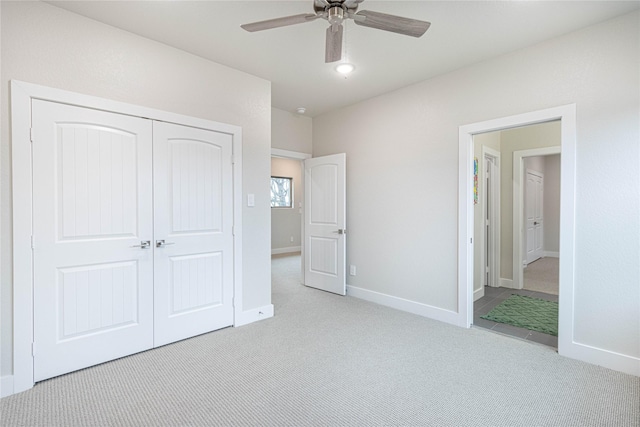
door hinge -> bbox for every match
[32,342,36,357]
[470,238,473,244]
[30,128,34,143]
[31,235,35,250]
[232,226,235,236]
[232,297,235,308]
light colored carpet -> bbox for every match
[2,254,638,426]
[524,257,559,295]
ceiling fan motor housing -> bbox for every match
[328,7,344,25]
[314,0,360,15]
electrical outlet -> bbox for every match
[349,265,356,276]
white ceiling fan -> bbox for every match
[241,0,431,63]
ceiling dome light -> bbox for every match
[296,107,306,114]
[336,63,355,75]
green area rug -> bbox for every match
[481,294,558,336]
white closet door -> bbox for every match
[32,100,154,382]
[153,121,234,347]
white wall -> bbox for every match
[272,108,312,153]
[313,11,639,364]
[271,157,302,253]
[1,2,272,379]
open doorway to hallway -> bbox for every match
[270,153,306,292]
[472,121,561,348]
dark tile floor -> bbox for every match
[473,286,558,348]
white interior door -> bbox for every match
[525,169,544,264]
[32,100,154,381]
[153,121,234,347]
[304,153,346,295]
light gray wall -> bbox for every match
[313,11,639,359]
[499,121,561,278]
[1,2,272,377]
[272,108,312,153]
[524,156,545,175]
[271,157,302,252]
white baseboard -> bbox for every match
[271,246,301,255]
[234,304,274,327]
[473,287,484,301]
[560,340,640,377]
[346,285,460,326]
[500,278,516,289]
[1,375,14,398]
[544,251,560,258]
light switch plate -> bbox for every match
[247,194,255,207]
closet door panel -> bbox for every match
[32,100,154,382]
[153,121,234,347]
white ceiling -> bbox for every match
[47,1,639,117]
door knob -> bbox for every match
[131,240,151,249]
[156,239,176,248]
[333,229,346,235]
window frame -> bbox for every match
[270,175,294,209]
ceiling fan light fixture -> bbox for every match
[336,63,355,75]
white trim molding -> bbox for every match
[473,287,484,302]
[480,146,501,289]
[543,251,560,258]
[1,376,14,398]
[10,80,245,396]
[271,148,311,160]
[347,285,460,326]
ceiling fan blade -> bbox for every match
[354,10,431,38]
[343,0,365,8]
[325,24,343,63]
[241,13,319,32]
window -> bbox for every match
[270,176,293,208]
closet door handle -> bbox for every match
[131,240,151,249]
[156,240,176,248]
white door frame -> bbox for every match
[270,148,312,284]
[481,146,501,291]
[513,148,559,289]
[11,80,243,394]
[458,104,576,359]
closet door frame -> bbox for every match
[11,80,244,394]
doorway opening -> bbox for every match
[270,149,311,291]
[458,104,577,359]
[472,123,561,347]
